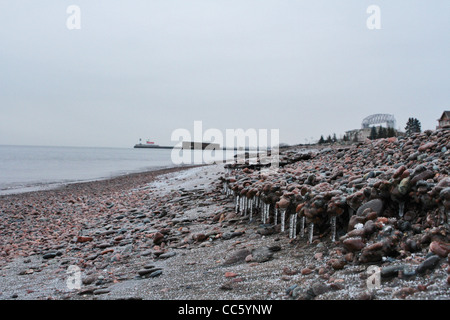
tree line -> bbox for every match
[317,117,422,144]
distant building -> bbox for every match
[182,141,221,150]
[345,113,397,142]
[345,128,372,142]
[437,111,450,129]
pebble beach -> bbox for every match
[0,129,449,301]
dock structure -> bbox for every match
[181,141,220,150]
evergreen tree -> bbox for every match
[405,118,422,136]
[413,118,421,133]
[378,126,387,139]
[332,133,337,143]
[326,135,332,143]
[318,135,325,144]
[387,127,396,138]
[369,126,378,140]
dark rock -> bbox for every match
[138,268,162,277]
[268,245,282,252]
[149,270,163,278]
[223,249,251,266]
[153,232,165,245]
[222,231,244,240]
[220,283,234,291]
[416,255,441,274]
[82,275,97,285]
[42,252,58,260]
[381,265,407,279]
[356,199,383,216]
[257,226,275,236]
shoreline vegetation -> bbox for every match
[0,130,449,301]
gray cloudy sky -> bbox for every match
[0,0,449,148]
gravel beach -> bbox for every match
[1,132,449,301]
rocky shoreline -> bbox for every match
[0,130,449,300]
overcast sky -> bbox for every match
[0,0,449,148]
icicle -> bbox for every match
[265,203,270,224]
[274,207,278,225]
[294,214,297,238]
[289,214,297,239]
[300,216,305,238]
[249,199,253,222]
[262,203,266,224]
[264,203,270,224]
[308,222,314,244]
[280,209,286,232]
[289,214,294,238]
[235,195,240,213]
[331,216,336,242]
[398,201,405,218]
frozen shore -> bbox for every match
[0,149,449,300]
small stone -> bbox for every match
[257,226,275,236]
[429,241,450,258]
[220,283,233,291]
[301,268,313,275]
[153,232,165,245]
[76,236,93,243]
[225,272,238,278]
[82,275,97,285]
[283,267,298,276]
[268,245,281,252]
[42,252,58,260]
[138,268,162,277]
[343,237,365,252]
[393,287,417,299]
[357,291,374,300]
[344,252,354,262]
[330,259,346,270]
[149,270,163,278]
[222,232,244,240]
[314,252,323,260]
[417,284,427,291]
[192,233,208,242]
[158,251,176,259]
[93,288,110,295]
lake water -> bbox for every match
[0,145,241,195]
